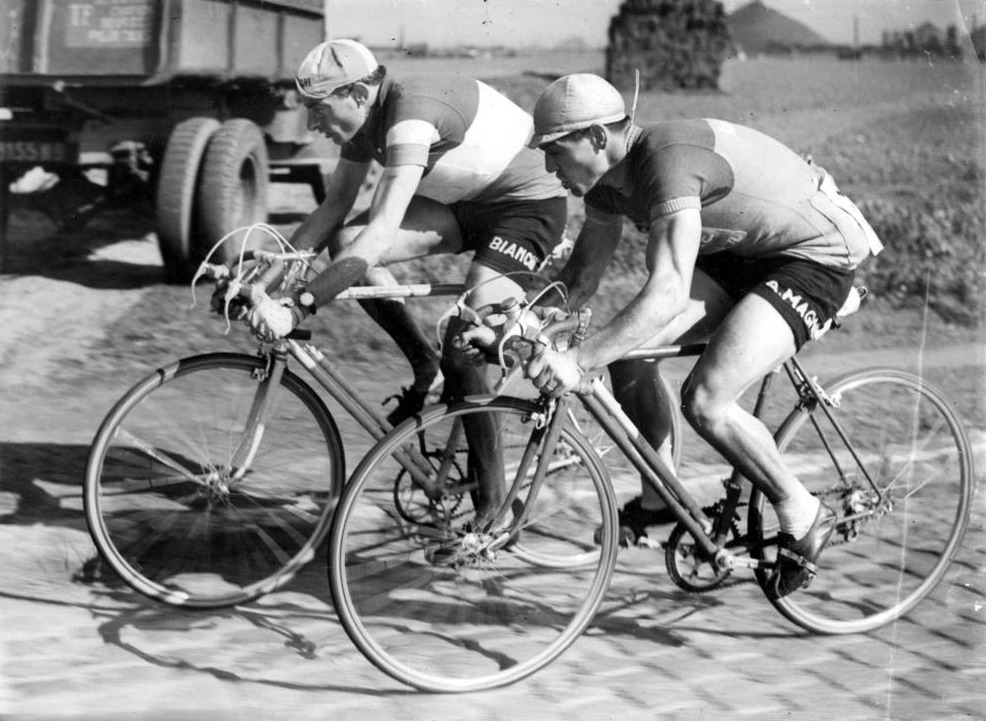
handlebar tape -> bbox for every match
[305,257,370,308]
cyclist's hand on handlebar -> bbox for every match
[525,346,585,397]
[450,324,498,366]
[246,291,302,343]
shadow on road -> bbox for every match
[3,207,165,290]
[0,441,90,528]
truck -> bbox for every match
[0,0,332,280]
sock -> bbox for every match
[774,492,821,539]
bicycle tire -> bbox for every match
[748,368,973,634]
[84,353,345,608]
[329,396,620,692]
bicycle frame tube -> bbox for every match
[579,377,719,558]
[334,284,464,300]
[287,340,393,442]
[493,398,568,549]
[785,355,885,505]
[278,281,465,444]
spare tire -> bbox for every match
[197,119,270,265]
[156,117,220,283]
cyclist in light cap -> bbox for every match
[245,39,567,517]
[524,73,883,598]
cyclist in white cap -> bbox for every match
[245,39,567,517]
[523,73,883,598]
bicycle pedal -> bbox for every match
[635,536,662,550]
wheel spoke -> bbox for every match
[85,355,342,607]
[755,369,972,634]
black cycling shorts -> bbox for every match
[695,253,855,350]
[450,196,567,281]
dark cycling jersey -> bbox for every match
[341,73,564,204]
[584,119,881,270]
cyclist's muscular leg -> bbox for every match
[440,263,529,519]
[357,265,441,391]
[331,198,466,421]
[680,294,817,531]
[611,269,734,516]
[609,359,676,509]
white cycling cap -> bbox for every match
[529,74,627,148]
[296,39,379,99]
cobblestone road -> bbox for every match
[1,382,983,720]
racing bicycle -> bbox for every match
[327,291,974,693]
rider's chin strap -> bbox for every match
[630,68,640,126]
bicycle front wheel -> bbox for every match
[84,353,344,608]
[329,396,619,692]
[750,368,973,634]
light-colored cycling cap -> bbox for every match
[529,74,627,148]
[296,39,379,100]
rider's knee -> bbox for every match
[680,379,726,432]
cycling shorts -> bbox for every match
[450,196,567,280]
[695,253,855,350]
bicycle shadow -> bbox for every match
[0,440,393,693]
[0,579,404,696]
[590,562,797,643]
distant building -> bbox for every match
[913,22,943,51]
[879,20,973,60]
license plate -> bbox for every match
[0,140,76,163]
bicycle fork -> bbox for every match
[227,346,290,480]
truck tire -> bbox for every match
[197,119,270,265]
[156,117,220,284]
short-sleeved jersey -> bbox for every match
[584,119,875,269]
[340,73,564,205]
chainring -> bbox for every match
[665,504,741,593]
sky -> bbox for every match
[323,0,984,49]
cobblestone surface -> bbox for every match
[1,385,983,720]
[1,232,983,720]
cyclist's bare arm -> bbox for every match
[304,163,425,307]
[553,207,623,310]
[290,158,369,253]
[573,207,702,372]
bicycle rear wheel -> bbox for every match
[329,396,619,692]
[749,368,973,634]
[84,353,344,608]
